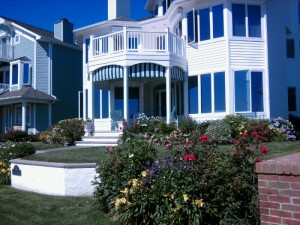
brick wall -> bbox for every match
[256,152,300,225]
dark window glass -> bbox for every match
[199,8,210,41]
[85,38,90,64]
[5,71,9,84]
[214,72,226,112]
[23,63,29,84]
[232,4,246,36]
[94,90,100,119]
[288,87,296,111]
[187,10,198,43]
[235,70,250,112]
[102,90,109,118]
[287,39,295,58]
[213,4,224,38]
[201,74,212,113]
[0,71,3,83]
[129,87,139,118]
[251,72,264,112]
[12,64,18,85]
[248,5,261,37]
[85,89,89,118]
[188,76,198,113]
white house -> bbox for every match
[74,0,300,133]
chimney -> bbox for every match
[54,18,74,44]
[108,0,131,20]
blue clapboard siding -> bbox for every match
[51,44,82,124]
[35,104,49,132]
[36,42,50,93]
[14,35,34,62]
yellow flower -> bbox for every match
[128,178,139,187]
[0,161,2,166]
[163,193,174,199]
[193,199,205,208]
[171,205,181,212]
[1,169,6,173]
[120,188,129,195]
[183,194,189,202]
[141,170,148,177]
[114,197,127,209]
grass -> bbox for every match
[0,185,117,225]
[23,147,108,163]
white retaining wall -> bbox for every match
[10,159,98,196]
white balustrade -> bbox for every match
[0,84,10,93]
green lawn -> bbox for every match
[0,185,116,225]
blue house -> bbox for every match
[74,0,300,134]
[0,16,82,134]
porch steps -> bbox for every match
[75,131,122,147]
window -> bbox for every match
[14,34,20,44]
[201,74,212,113]
[174,20,182,37]
[94,89,109,119]
[232,4,261,37]
[199,8,210,41]
[85,38,90,64]
[12,64,18,85]
[214,72,226,112]
[187,9,198,43]
[15,104,31,126]
[213,4,224,38]
[288,87,296,111]
[188,76,198,113]
[23,63,30,85]
[85,89,89,117]
[234,71,263,112]
[114,87,139,118]
[287,39,295,58]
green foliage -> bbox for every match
[178,116,198,134]
[205,120,232,144]
[0,131,39,142]
[223,114,251,139]
[268,117,296,141]
[0,143,35,184]
[40,118,85,145]
[93,139,158,213]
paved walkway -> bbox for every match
[36,145,88,154]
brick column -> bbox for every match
[256,153,300,225]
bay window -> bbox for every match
[188,76,198,113]
[187,9,198,43]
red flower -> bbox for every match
[183,138,191,148]
[233,139,240,144]
[255,158,261,163]
[260,145,268,155]
[183,154,196,161]
[199,135,208,143]
[252,132,259,138]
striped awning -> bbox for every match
[93,63,184,82]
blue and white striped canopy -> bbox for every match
[93,63,184,82]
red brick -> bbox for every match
[259,174,279,181]
[269,195,290,204]
[259,187,279,195]
[260,201,281,209]
[277,164,284,174]
[283,164,292,174]
[256,163,263,173]
[259,180,269,188]
[270,209,292,218]
[291,165,300,175]
[260,215,282,223]
[291,197,300,205]
[259,193,269,201]
[269,164,277,174]
[293,212,300,220]
[291,183,300,190]
[282,219,300,225]
[282,204,300,212]
[279,176,300,183]
[269,181,290,189]
[260,207,270,215]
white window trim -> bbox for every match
[14,34,20,44]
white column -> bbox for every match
[183,72,189,115]
[21,101,26,132]
[89,76,94,120]
[123,66,129,121]
[166,67,171,123]
[157,0,164,16]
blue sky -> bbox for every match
[1,0,151,31]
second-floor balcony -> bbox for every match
[90,29,186,64]
[0,84,9,94]
[0,44,14,61]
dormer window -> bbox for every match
[10,58,32,90]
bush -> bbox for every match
[205,120,232,144]
[42,118,85,145]
[223,114,251,139]
[268,117,296,141]
[178,116,198,134]
[0,143,35,185]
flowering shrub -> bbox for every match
[0,143,35,185]
[268,117,296,141]
[204,120,232,144]
[0,131,39,142]
[40,118,85,145]
[178,116,198,134]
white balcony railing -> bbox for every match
[0,84,10,94]
[0,44,14,60]
[92,29,185,58]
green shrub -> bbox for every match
[1,131,29,142]
[223,114,251,139]
[42,118,85,145]
[93,139,158,212]
[205,120,232,144]
[268,117,296,141]
[178,116,198,134]
[0,143,35,185]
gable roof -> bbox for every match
[0,86,56,104]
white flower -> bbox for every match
[129,154,134,158]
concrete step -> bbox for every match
[76,131,122,147]
[75,141,118,147]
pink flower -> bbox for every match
[252,132,259,138]
[260,145,269,155]
[255,158,261,163]
[199,135,208,143]
[183,154,196,161]
[233,139,240,144]
[183,138,191,148]
[144,133,149,139]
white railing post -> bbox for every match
[165,28,169,53]
[90,35,94,58]
[124,27,127,52]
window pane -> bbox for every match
[213,4,224,38]
[188,76,198,113]
[85,38,90,64]
[12,64,18,85]
[23,63,29,84]
[248,5,261,37]
[102,90,109,118]
[199,8,210,41]
[288,87,296,111]
[287,39,295,58]
[94,89,100,119]
[214,72,226,112]
[16,107,22,125]
[187,10,197,43]
[129,87,139,118]
[201,74,212,113]
[251,72,264,112]
[235,71,250,112]
[0,71,3,83]
[115,87,123,116]
[232,4,246,37]
[26,105,31,125]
